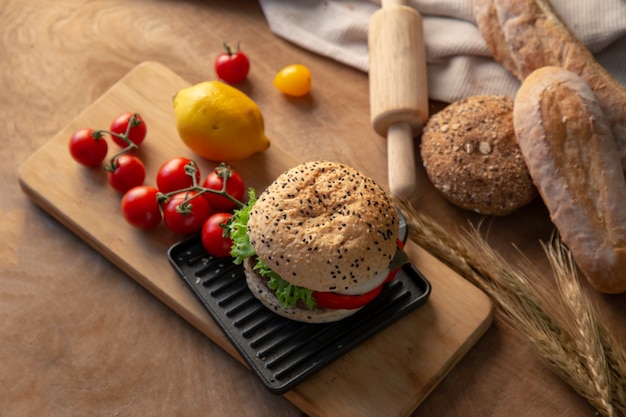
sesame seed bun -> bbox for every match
[247,160,399,293]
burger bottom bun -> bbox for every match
[243,258,360,324]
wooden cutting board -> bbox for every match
[18,61,493,417]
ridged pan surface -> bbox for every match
[167,212,431,394]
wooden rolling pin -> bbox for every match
[368,0,429,199]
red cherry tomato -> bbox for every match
[121,185,162,230]
[156,157,201,194]
[214,43,250,84]
[69,128,108,167]
[163,191,211,235]
[107,154,146,193]
[109,112,147,148]
[201,212,234,257]
[313,285,383,310]
[202,164,246,212]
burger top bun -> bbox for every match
[247,160,399,293]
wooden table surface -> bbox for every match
[2,1,625,416]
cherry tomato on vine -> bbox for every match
[156,157,201,194]
[273,64,311,97]
[202,165,245,212]
[107,154,146,193]
[214,42,250,84]
[69,128,108,167]
[201,212,234,258]
[163,191,211,235]
[109,112,147,147]
[121,185,162,230]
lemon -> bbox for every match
[173,81,270,161]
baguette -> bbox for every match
[513,66,626,294]
[473,0,626,169]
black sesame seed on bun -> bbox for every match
[247,160,399,293]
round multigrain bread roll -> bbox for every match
[420,95,537,216]
[247,160,399,293]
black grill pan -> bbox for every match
[167,213,431,394]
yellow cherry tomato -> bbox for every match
[273,64,311,97]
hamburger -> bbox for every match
[228,160,407,323]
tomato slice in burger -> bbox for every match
[312,285,383,310]
[313,240,407,310]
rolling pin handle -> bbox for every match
[387,122,417,198]
[368,3,429,200]
[381,0,407,7]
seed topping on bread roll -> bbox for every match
[473,0,626,169]
[420,95,537,216]
[247,160,399,292]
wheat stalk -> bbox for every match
[601,329,626,416]
[396,199,626,417]
[544,240,616,416]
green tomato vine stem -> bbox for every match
[94,113,141,171]
[91,111,244,216]
[223,41,241,56]
[156,162,245,215]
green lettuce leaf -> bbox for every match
[226,188,316,310]
[228,188,258,264]
[254,261,316,310]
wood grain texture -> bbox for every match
[19,60,493,417]
[3,1,626,417]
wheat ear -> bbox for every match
[396,199,626,417]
